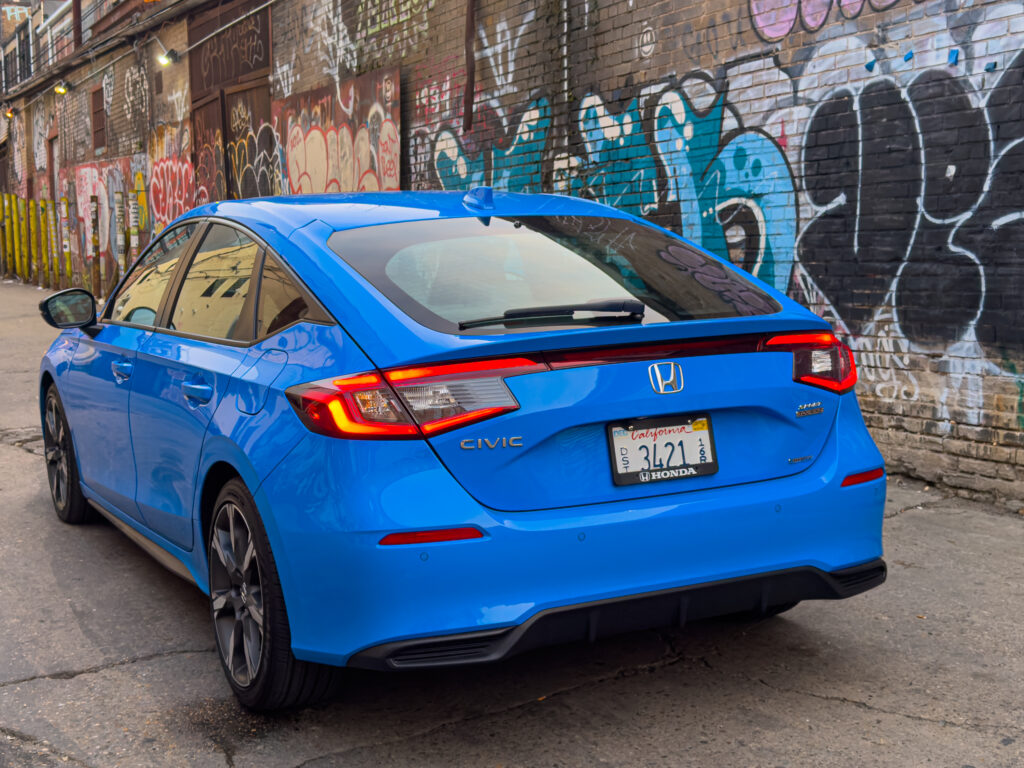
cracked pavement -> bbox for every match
[1,281,1022,767]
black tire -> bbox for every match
[42,384,93,524]
[208,478,340,710]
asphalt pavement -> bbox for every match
[1,280,1021,767]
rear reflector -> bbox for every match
[379,527,485,545]
[841,467,885,487]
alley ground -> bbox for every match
[0,281,1021,767]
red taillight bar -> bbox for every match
[379,527,485,545]
[384,356,546,383]
[761,332,837,350]
[841,467,885,487]
[288,329,860,440]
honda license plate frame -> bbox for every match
[606,413,719,486]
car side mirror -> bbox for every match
[39,289,98,329]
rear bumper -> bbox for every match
[347,559,887,670]
[256,393,886,667]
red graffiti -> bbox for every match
[149,157,196,230]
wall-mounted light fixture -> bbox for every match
[3,104,16,119]
[154,36,179,67]
[54,80,71,95]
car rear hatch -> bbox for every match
[306,208,851,512]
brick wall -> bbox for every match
[2,0,1022,505]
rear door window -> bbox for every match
[257,255,316,337]
[327,216,780,334]
[167,224,261,341]
[107,222,199,326]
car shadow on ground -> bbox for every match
[167,606,845,765]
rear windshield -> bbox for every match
[327,215,780,334]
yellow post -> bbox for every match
[2,195,11,278]
[39,201,50,289]
[28,199,39,286]
[21,198,30,282]
[46,202,59,290]
[13,198,25,281]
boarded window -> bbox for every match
[91,88,105,151]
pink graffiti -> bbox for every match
[285,124,353,194]
[750,0,909,42]
[149,157,196,230]
[284,118,400,193]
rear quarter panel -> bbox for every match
[191,322,375,592]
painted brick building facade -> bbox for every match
[2,0,1023,506]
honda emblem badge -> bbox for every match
[648,362,684,394]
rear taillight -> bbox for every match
[384,357,546,435]
[763,332,857,394]
[286,357,547,439]
[286,373,420,439]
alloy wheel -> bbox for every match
[210,502,265,688]
[43,394,69,510]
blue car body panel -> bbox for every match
[131,332,252,549]
[63,324,151,522]
[40,191,886,669]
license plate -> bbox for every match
[607,414,718,486]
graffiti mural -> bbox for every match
[59,155,151,279]
[782,36,1024,383]
[123,65,150,125]
[426,77,794,292]
[195,134,226,205]
[193,99,227,204]
[274,0,357,103]
[569,95,660,216]
[32,106,52,173]
[353,0,434,59]
[433,98,550,193]
[653,84,797,293]
[226,122,284,198]
[10,113,26,197]
[149,121,195,232]
[273,67,401,193]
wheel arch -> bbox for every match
[39,369,56,417]
[199,461,243,557]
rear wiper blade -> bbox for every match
[458,298,645,330]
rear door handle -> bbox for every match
[111,359,134,381]
[182,381,214,404]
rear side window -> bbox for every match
[327,216,780,334]
[108,222,198,326]
[169,224,261,341]
[257,256,313,337]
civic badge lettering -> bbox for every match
[648,362,684,395]
[460,437,524,450]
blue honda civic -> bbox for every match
[38,190,886,710]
